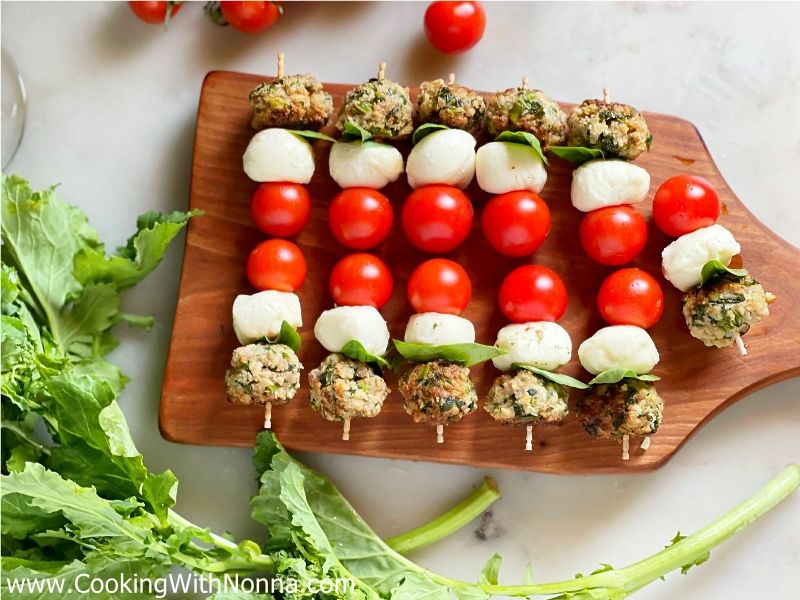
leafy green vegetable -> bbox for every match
[340,340,390,370]
[263,320,301,352]
[495,131,549,166]
[588,369,661,386]
[341,120,374,143]
[549,146,605,165]
[289,130,337,143]
[394,340,505,367]
[513,364,589,389]
[700,259,748,286]
[412,123,450,145]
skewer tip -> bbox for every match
[436,424,444,444]
[525,424,533,452]
[734,332,748,356]
[622,434,630,461]
[277,52,285,78]
[640,436,651,451]
[447,72,456,84]
[378,62,386,80]
[342,418,351,442]
[264,403,272,430]
[521,77,529,90]
[602,86,610,104]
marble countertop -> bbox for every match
[3,2,799,598]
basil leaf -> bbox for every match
[341,120,374,143]
[700,260,748,286]
[263,321,301,352]
[588,369,661,385]
[289,130,337,143]
[340,339,389,370]
[550,146,605,165]
[412,123,449,145]
[394,340,505,367]
[513,364,589,389]
[495,131,549,166]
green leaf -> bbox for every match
[478,553,502,586]
[394,340,505,367]
[393,572,452,600]
[550,146,605,165]
[699,260,748,286]
[340,340,389,370]
[289,130,337,143]
[495,131,549,166]
[264,321,301,352]
[514,364,589,389]
[341,120,374,143]
[412,123,450,145]
[588,369,660,385]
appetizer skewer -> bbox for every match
[415,72,485,136]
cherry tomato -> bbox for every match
[329,253,393,309]
[579,206,648,266]
[481,191,551,257]
[246,239,306,292]
[653,175,721,237]
[424,1,486,54]
[407,259,471,315]
[328,188,394,250]
[402,185,473,254]
[597,268,664,329]
[129,1,181,24]
[250,183,310,238]
[220,1,281,33]
[499,265,567,323]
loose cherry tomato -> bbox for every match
[579,205,648,266]
[597,268,664,329]
[220,1,281,33]
[329,253,393,309]
[250,183,310,238]
[328,188,394,250]
[246,239,306,292]
[129,1,181,24]
[407,258,471,315]
[653,175,721,237]
[424,1,486,54]
[402,185,473,254]
[499,265,567,323]
[481,191,551,257]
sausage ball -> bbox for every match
[485,87,567,149]
[682,274,775,348]
[399,361,478,425]
[249,75,333,131]
[566,100,651,160]
[576,379,664,439]
[225,343,302,406]
[336,78,413,141]
[485,370,569,425]
[308,354,389,421]
[416,79,486,136]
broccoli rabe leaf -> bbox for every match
[341,120,375,143]
[699,260,748,287]
[289,130,337,143]
[550,146,605,165]
[412,123,450,145]
[394,340,505,367]
[478,553,502,586]
[513,364,589,389]
[588,369,660,386]
[340,340,390,370]
[263,320,301,352]
[495,131,549,166]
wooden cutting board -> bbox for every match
[159,70,800,473]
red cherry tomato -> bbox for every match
[597,268,665,329]
[579,205,648,266]
[407,258,471,315]
[129,1,181,23]
[499,265,567,323]
[246,239,306,292]
[481,191,551,257]
[329,253,393,309]
[402,185,474,254]
[250,183,310,238]
[653,175,721,237]
[328,188,394,250]
[424,1,486,54]
[220,1,281,33]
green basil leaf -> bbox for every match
[550,146,605,165]
[495,131,549,166]
[412,123,449,145]
[340,339,389,370]
[700,260,748,286]
[393,340,505,367]
[341,120,374,143]
[289,130,337,143]
[263,321,301,352]
[513,364,589,389]
[588,369,661,385]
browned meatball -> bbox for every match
[566,100,651,159]
[576,379,663,439]
[416,79,485,135]
[398,361,477,425]
[485,87,567,148]
[249,74,333,130]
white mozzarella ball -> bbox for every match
[329,141,404,189]
[314,306,390,356]
[492,322,572,372]
[232,291,302,345]
[242,128,315,183]
[475,141,547,194]
[404,313,476,346]
[406,129,476,189]
[661,224,740,291]
[578,326,659,375]
[570,159,651,212]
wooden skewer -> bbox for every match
[734,332,748,356]
[447,73,456,85]
[525,425,533,452]
[378,62,386,80]
[436,424,444,444]
[342,418,351,441]
[277,52,285,78]
[622,434,630,461]
[603,86,610,104]
[521,77,529,90]
[640,436,651,451]
[264,402,272,429]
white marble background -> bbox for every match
[3,2,799,598]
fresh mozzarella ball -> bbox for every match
[243,128,315,183]
[404,312,476,346]
[578,325,659,375]
[314,306,390,356]
[329,141,404,189]
[406,129,476,189]
[570,159,651,212]
[475,141,547,194]
[662,224,740,291]
[232,291,302,345]
[492,322,572,372]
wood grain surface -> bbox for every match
[159,70,800,473]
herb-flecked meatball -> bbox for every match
[399,361,478,425]
[226,343,302,406]
[576,379,663,439]
[308,354,389,421]
[336,78,413,141]
[416,79,486,135]
[485,370,568,425]
[567,100,651,160]
[485,87,567,148]
[249,75,333,130]
[682,274,775,348]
